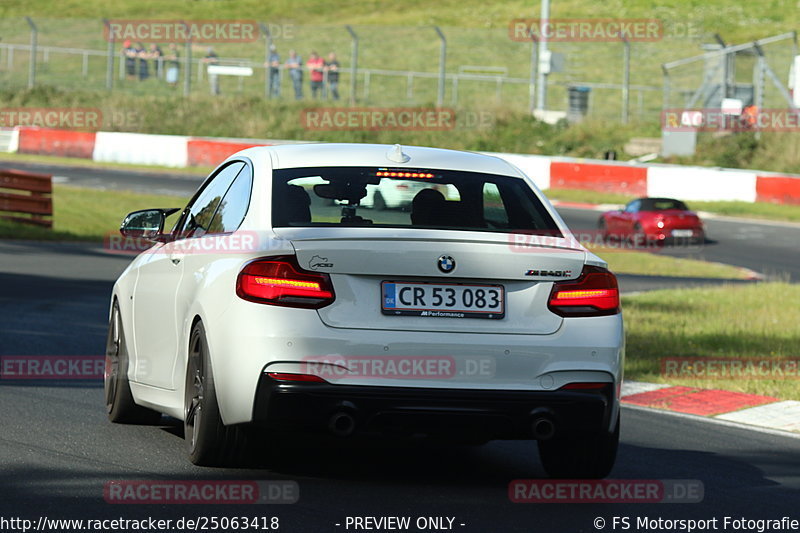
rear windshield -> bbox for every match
[271,166,560,235]
[641,198,689,211]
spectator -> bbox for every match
[266,44,281,97]
[135,42,149,81]
[325,52,340,101]
[285,49,303,100]
[122,40,137,81]
[165,43,180,86]
[307,51,325,99]
[148,44,163,79]
[203,47,220,95]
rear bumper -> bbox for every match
[251,375,616,440]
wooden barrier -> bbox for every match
[0,169,53,228]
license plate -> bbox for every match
[381,282,504,319]
[671,229,694,237]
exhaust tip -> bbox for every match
[328,411,356,437]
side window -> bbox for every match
[208,164,253,233]
[483,182,509,228]
[177,161,245,239]
[625,200,640,214]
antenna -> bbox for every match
[386,144,410,163]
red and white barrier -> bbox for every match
[7,126,800,205]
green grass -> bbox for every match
[591,246,748,279]
[623,283,800,400]
[0,185,187,241]
[546,188,800,223]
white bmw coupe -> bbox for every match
[105,143,624,476]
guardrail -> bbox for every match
[0,169,53,227]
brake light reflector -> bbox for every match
[548,265,619,317]
[237,256,335,308]
[560,382,609,390]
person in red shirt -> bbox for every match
[307,51,325,99]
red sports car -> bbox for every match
[598,197,704,244]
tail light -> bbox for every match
[237,256,335,308]
[548,265,619,317]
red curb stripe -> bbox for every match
[623,386,778,416]
[187,139,270,167]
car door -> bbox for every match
[170,162,254,388]
[132,161,245,389]
[617,199,640,237]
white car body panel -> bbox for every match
[110,143,623,433]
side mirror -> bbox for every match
[120,208,180,242]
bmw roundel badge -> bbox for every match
[437,255,456,273]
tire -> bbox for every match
[373,191,387,211]
[597,218,608,240]
[104,301,162,424]
[631,223,646,248]
[537,414,620,479]
[184,321,253,466]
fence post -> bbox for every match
[103,19,115,89]
[183,21,192,96]
[345,25,358,105]
[433,26,446,108]
[622,37,630,124]
[529,30,538,114]
[25,17,37,88]
[260,23,273,99]
[536,0,550,111]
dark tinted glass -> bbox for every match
[271,166,560,236]
[177,161,245,238]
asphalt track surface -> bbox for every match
[1,161,799,531]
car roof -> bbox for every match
[234,143,524,176]
[633,197,685,203]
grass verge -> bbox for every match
[0,185,187,241]
[623,282,800,400]
[591,246,747,280]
